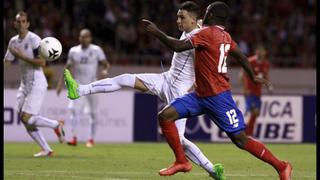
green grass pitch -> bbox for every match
[4,142,316,180]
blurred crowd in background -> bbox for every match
[4,0,316,68]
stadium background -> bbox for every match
[3,0,316,179]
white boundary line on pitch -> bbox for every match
[5,170,316,178]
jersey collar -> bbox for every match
[214,25,225,30]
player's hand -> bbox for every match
[99,70,108,79]
[9,47,24,59]
[254,77,272,88]
[141,19,160,35]
[267,84,274,95]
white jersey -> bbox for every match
[67,44,106,84]
[166,28,199,91]
[4,31,48,90]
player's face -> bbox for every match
[14,15,29,34]
[79,32,92,47]
[176,10,197,32]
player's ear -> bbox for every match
[26,21,30,29]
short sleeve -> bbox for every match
[189,28,211,48]
[32,35,41,57]
[4,39,15,61]
[32,35,41,50]
[66,50,74,65]
[97,47,106,61]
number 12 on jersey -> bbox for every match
[218,43,230,73]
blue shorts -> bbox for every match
[171,91,246,134]
[245,95,262,113]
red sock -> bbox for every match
[244,137,286,172]
[159,120,188,163]
[246,115,256,136]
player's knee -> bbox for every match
[229,132,248,149]
[158,110,175,121]
[158,106,179,121]
[233,140,246,149]
[20,112,32,124]
[117,73,135,87]
[24,123,37,131]
[158,111,168,121]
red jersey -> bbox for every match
[243,55,270,96]
[189,25,237,97]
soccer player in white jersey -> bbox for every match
[56,29,110,148]
[3,11,65,157]
[64,2,225,179]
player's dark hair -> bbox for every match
[209,1,229,25]
[16,11,29,22]
[179,1,200,19]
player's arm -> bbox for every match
[99,59,110,79]
[264,64,274,94]
[4,43,17,66]
[238,70,247,95]
[229,47,272,88]
[238,69,244,84]
[142,19,193,52]
[9,47,46,67]
[56,63,72,95]
[56,49,74,95]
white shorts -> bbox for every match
[136,72,192,104]
[136,72,193,136]
[68,94,99,114]
[16,85,46,115]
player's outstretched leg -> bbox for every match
[175,119,226,179]
[64,69,136,99]
[158,107,192,176]
[229,131,292,180]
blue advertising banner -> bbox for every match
[133,93,158,141]
[133,94,316,143]
[302,96,316,143]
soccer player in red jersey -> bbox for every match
[142,2,292,180]
[241,45,273,136]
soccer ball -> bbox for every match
[39,37,62,61]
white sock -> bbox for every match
[27,128,53,152]
[175,119,215,174]
[70,111,78,138]
[181,136,215,174]
[88,113,96,140]
[78,74,136,96]
[28,115,59,129]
